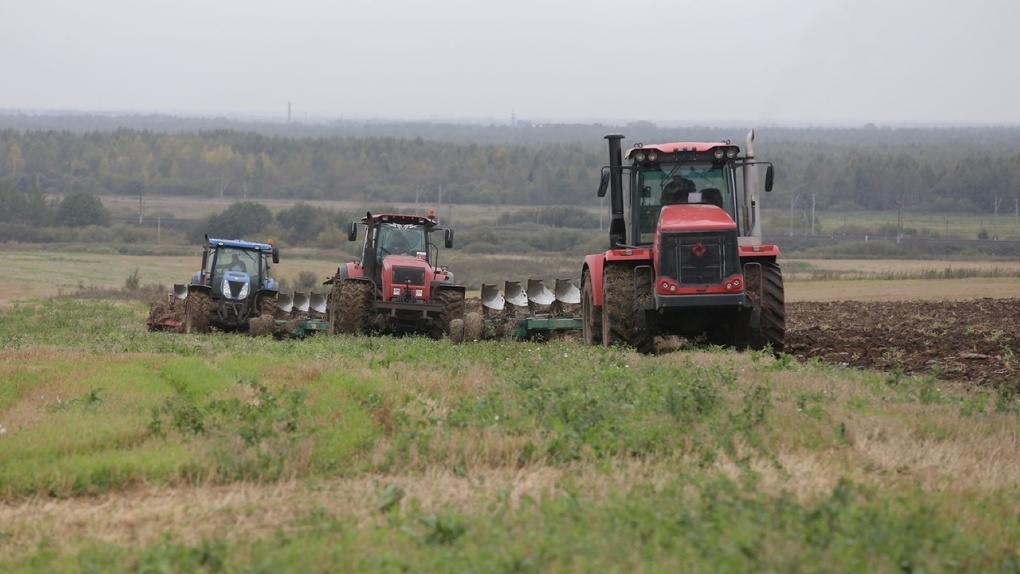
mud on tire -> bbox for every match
[581,269,602,345]
[183,291,212,334]
[432,288,466,339]
[737,262,786,352]
[601,264,654,354]
[335,280,375,335]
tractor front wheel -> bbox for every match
[601,264,654,354]
[183,291,211,334]
[432,288,465,339]
[335,280,375,335]
[736,262,786,352]
[581,269,602,345]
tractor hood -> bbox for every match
[220,270,252,301]
[380,254,438,303]
[657,204,736,234]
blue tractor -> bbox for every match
[180,237,281,334]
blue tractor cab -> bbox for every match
[182,237,280,333]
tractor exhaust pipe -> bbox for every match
[743,130,762,240]
[605,134,626,248]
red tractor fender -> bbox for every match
[582,254,606,307]
[583,247,655,307]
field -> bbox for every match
[2,248,1020,572]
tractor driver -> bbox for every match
[383,228,411,255]
[228,253,247,273]
[661,175,697,205]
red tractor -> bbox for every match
[326,211,465,338]
[581,131,784,353]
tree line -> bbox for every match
[2,119,1020,222]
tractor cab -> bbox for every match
[346,212,454,293]
[194,240,279,302]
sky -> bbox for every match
[3,0,1019,126]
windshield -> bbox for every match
[213,247,260,278]
[378,223,426,258]
[632,163,734,243]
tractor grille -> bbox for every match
[226,280,247,299]
[659,231,738,286]
[393,266,426,285]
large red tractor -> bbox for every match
[326,211,465,338]
[581,131,784,353]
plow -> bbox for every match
[462,279,583,341]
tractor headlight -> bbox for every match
[221,278,249,300]
[634,151,647,162]
[647,151,658,161]
[726,147,738,159]
[714,149,725,160]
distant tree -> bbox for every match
[201,201,273,240]
[54,193,110,227]
[276,203,332,243]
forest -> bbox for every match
[2,113,1020,239]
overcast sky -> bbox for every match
[4,0,1018,126]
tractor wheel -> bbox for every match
[327,281,343,335]
[183,291,211,334]
[335,280,375,335]
[432,288,465,339]
[581,269,602,345]
[601,264,655,354]
[737,262,786,352]
[259,293,280,319]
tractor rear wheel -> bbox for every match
[335,280,375,335]
[432,288,465,339]
[581,269,602,345]
[737,262,786,352]
[601,264,654,354]
[183,291,211,334]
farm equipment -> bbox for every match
[148,237,286,334]
[325,211,465,338]
[580,131,784,353]
[472,279,584,340]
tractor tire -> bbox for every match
[581,269,602,345]
[327,281,344,335]
[259,293,280,319]
[432,288,466,339]
[601,264,654,354]
[737,262,786,352]
[335,280,375,335]
[183,291,211,334]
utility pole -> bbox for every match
[994,195,1003,240]
[811,193,816,236]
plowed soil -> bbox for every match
[787,299,1020,385]
[468,296,1020,385]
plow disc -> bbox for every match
[272,291,329,337]
[473,279,583,340]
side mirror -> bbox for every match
[764,165,775,193]
[347,222,358,242]
[597,171,610,198]
[272,246,280,264]
[444,228,454,249]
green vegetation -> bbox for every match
[1,298,1019,571]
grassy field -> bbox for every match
[3,244,1020,306]
[0,296,1019,572]
[0,243,1019,571]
